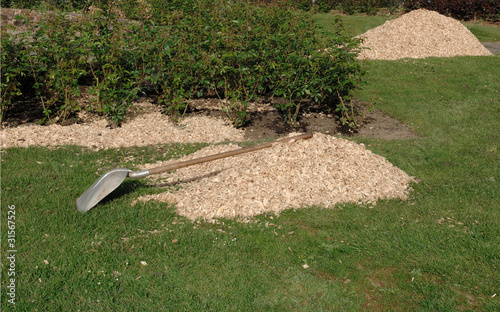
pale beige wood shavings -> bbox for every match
[135,133,417,222]
[357,9,492,60]
[0,111,244,150]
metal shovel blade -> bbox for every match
[76,168,131,213]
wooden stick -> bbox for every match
[148,133,313,175]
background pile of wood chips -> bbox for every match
[357,9,493,60]
[135,133,417,222]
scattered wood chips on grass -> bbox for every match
[135,133,417,222]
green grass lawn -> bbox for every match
[465,22,500,42]
[2,14,500,312]
[313,13,394,37]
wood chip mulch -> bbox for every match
[1,102,244,150]
[135,133,417,222]
[357,9,493,60]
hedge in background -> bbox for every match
[403,0,499,22]
[5,0,499,21]
[257,0,499,20]
[299,0,403,14]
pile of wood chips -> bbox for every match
[135,133,417,222]
[357,9,493,60]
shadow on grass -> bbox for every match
[97,179,149,206]
[94,169,226,207]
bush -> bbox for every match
[143,0,365,126]
[2,9,147,124]
[2,0,365,127]
[281,0,403,15]
[4,0,92,10]
[257,0,497,20]
[1,30,27,123]
[25,13,90,122]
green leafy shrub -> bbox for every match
[144,0,365,126]
[0,28,27,123]
[338,0,379,15]
[2,9,146,124]
[83,9,144,124]
[2,0,365,128]
[5,0,91,10]
[24,12,90,122]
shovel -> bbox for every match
[76,133,313,213]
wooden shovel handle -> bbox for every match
[148,133,313,175]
